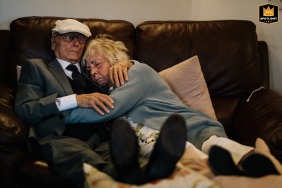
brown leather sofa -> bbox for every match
[1,16,282,188]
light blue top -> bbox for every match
[67,62,227,149]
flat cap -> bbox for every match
[52,19,91,37]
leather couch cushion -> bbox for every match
[135,20,261,97]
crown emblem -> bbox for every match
[263,6,274,16]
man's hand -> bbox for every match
[76,93,114,115]
[109,60,133,87]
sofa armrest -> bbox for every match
[0,82,28,145]
[0,30,11,83]
[232,89,282,163]
[0,105,28,146]
[0,82,28,187]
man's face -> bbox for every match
[51,32,87,64]
[85,52,112,88]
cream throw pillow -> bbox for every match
[159,55,217,120]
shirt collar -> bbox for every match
[57,58,81,73]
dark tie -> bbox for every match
[66,64,87,94]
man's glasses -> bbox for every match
[56,32,87,44]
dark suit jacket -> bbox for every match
[15,58,96,144]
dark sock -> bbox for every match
[146,114,187,181]
[240,153,280,177]
[110,118,147,184]
[208,145,245,176]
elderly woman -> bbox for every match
[70,34,227,152]
[66,34,280,184]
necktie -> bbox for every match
[66,64,87,94]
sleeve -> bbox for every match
[66,67,147,124]
[14,60,60,125]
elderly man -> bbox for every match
[15,19,130,188]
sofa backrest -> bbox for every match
[6,17,263,99]
[135,20,262,97]
[7,16,135,86]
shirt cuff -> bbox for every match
[55,94,78,111]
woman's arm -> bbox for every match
[66,66,146,124]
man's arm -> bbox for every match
[76,93,114,115]
[15,59,121,125]
[56,60,132,115]
[56,93,114,116]
[15,60,62,125]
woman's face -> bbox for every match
[85,52,112,88]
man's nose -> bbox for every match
[72,37,80,46]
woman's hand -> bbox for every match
[109,60,133,87]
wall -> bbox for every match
[0,0,282,93]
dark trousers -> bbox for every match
[40,124,117,188]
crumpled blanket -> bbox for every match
[84,138,282,188]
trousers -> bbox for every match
[40,135,117,188]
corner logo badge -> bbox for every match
[259,4,279,23]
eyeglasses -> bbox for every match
[56,32,87,44]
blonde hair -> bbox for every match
[82,34,129,67]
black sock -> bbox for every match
[240,153,280,177]
[208,146,245,176]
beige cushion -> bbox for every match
[84,161,219,188]
[213,175,282,188]
[159,55,217,120]
[84,138,282,188]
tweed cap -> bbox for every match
[52,19,91,37]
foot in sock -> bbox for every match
[146,114,187,181]
[110,118,147,184]
[208,145,245,176]
[209,144,280,178]
[239,152,280,177]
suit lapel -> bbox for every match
[47,59,73,95]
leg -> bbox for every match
[240,152,279,177]
[239,138,281,177]
[208,145,245,176]
[40,137,116,188]
[139,142,156,158]
[146,114,187,181]
[110,118,147,185]
[202,135,253,164]
[208,141,280,177]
